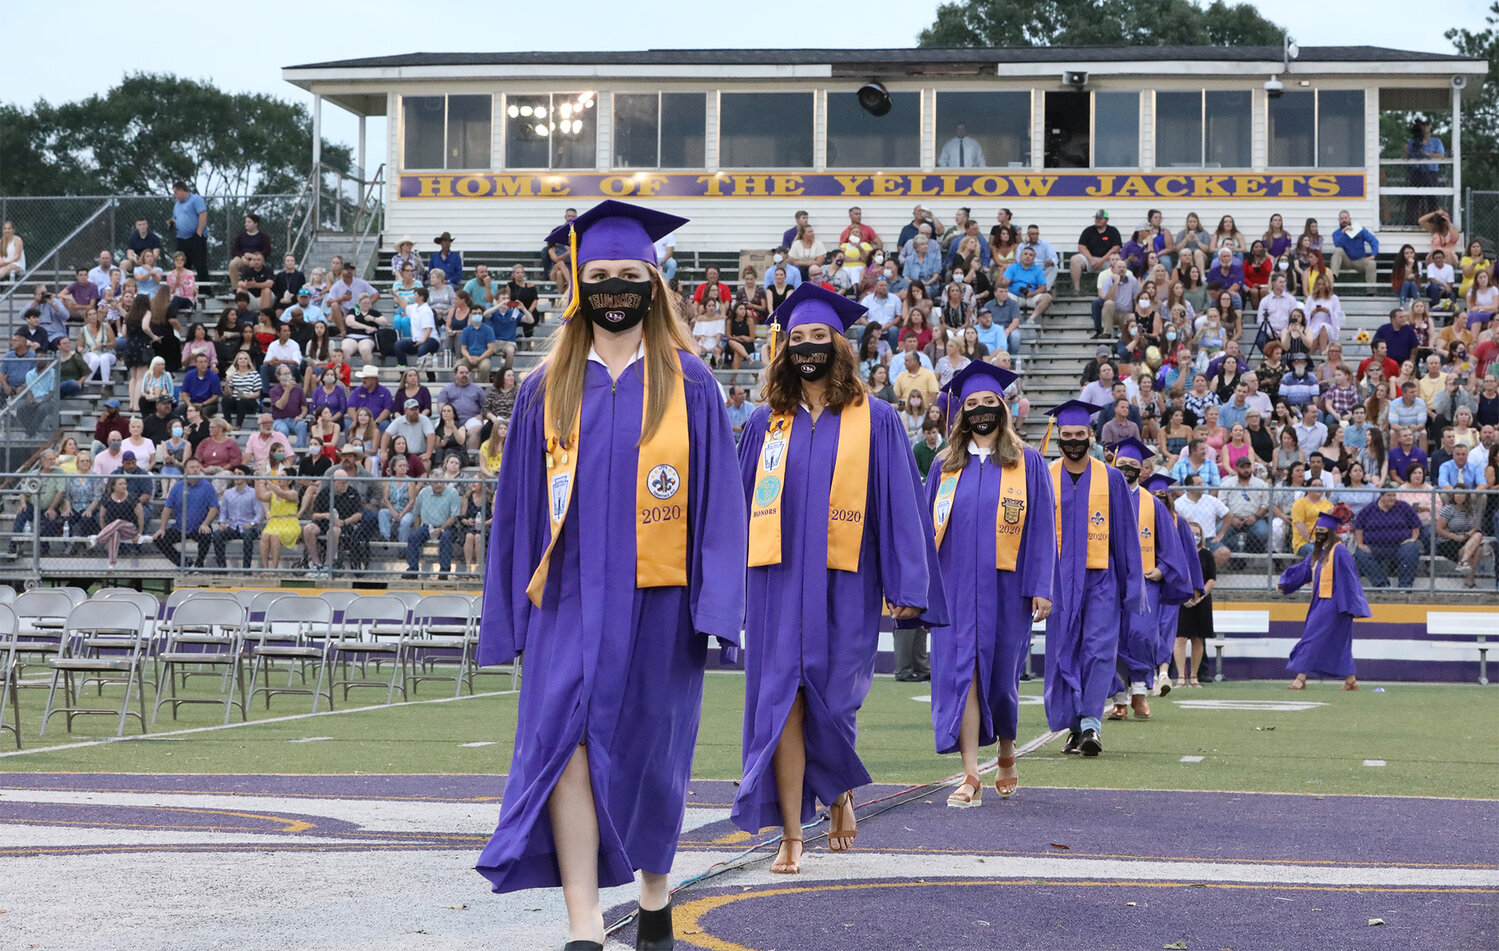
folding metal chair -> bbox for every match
[11,589,78,679]
[247,596,335,711]
[53,587,89,607]
[0,585,17,606]
[323,595,412,705]
[0,605,21,748]
[39,601,149,737]
[152,597,249,725]
[408,594,477,697]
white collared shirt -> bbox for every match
[587,341,646,370]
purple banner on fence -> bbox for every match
[398,171,1367,202]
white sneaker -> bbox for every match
[138,534,153,544]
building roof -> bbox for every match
[287,45,1482,72]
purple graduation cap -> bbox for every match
[1046,399,1103,428]
[773,281,867,334]
[542,199,688,267]
[942,359,1019,404]
[1140,473,1175,493]
[1108,436,1153,465]
[1315,510,1347,532]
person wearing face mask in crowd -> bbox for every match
[460,305,500,382]
[475,201,746,951]
[925,362,1056,807]
[1042,400,1146,756]
[1278,506,1368,691]
[761,249,803,291]
[1104,444,1195,723]
[734,282,944,876]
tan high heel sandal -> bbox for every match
[829,791,858,851]
[770,837,803,874]
[947,774,983,808]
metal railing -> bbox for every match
[0,199,117,326]
[1377,157,1457,230]
[0,470,489,587]
[1464,189,1498,256]
[0,354,63,472]
[286,164,386,271]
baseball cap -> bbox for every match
[404,398,421,410]
[1094,209,1109,219]
[103,398,121,409]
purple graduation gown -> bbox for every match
[1043,460,1146,733]
[1157,510,1205,665]
[1116,491,1194,690]
[475,352,747,894]
[925,447,1056,752]
[1278,543,1369,678]
[732,398,945,833]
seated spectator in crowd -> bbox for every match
[195,416,243,475]
[1387,382,1430,447]
[892,350,939,405]
[1205,246,1245,308]
[859,276,903,332]
[1003,245,1053,323]
[1173,474,1231,568]
[383,399,438,471]
[1425,249,1457,307]
[325,263,380,334]
[270,254,306,314]
[221,352,263,429]
[260,322,302,391]
[1171,439,1222,488]
[124,217,162,267]
[976,290,1021,356]
[300,471,369,573]
[430,232,462,287]
[181,352,222,416]
[1279,352,1319,410]
[1437,442,1483,488]
[1080,360,1118,406]
[1373,307,1421,366]
[154,459,219,568]
[1352,490,1423,588]
[349,366,394,428]
[404,455,465,578]
[396,287,440,375]
[1070,210,1122,290]
[840,206,882,252]
[244,413,294,472]
[60,267,101,319]
[229,214,274,287]
[236,250,275,313]
[725,385,754,444]
[210,466,263,569]
[53,337,88,398]
[1329,210,1378,284]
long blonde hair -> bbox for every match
[941,396,1025,473]
[541,264,695,445]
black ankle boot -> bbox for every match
[636,903,675,950]
[561,941,603,951]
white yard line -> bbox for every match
[0,689,517,760]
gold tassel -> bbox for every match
[1042,417,1056,456]
[766,319,781,364]
[561,224,580,323]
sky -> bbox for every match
[4,0,1487,162]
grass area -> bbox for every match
[2,671,1495,800]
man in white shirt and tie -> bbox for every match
[938,123,986,168]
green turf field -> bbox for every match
[3,672,1494,799]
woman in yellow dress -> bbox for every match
[257,453,303,569]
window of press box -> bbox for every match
[934,91,1032,167]
[1155,90,1251,168]
[718,92,814,168]
[1269,89,1366,168]
[402,95,492,170]
[613,92,707,169]
[1044,91,1142,169]
[825,91,920,168]
[504,93,597,169]
[1093,91,1139,168]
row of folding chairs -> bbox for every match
[0,587,514,746]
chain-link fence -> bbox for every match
[0,354,62,472]
[1464,189,1499,257]
[1169,483,1499,595]
[0,471,489,587]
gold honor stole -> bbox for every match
[932,458,1028,570]
[748,397,871,571]
[1317,545,1336,599]
[1050,457,1110,570]
[526,356,690,607]
[1136,491,1157,575]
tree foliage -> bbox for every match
[0,73,350,197]
[1446,3,1499,193]
[919,0,1286,48]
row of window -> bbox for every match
[400,89,1366,173]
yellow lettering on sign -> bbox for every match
[873,176,905,197]
[1084,175,1116,197]
[1011,176,1059,197]
[539,177,570,197]
[832,174,870,196]
[939,174,969,197]
[414,176,454,198]
[1235,176,1268,198]
[1267,175,1305,197]
[696,175,728,197]
[1115,176,1153,198]
[489,176,533,197]
[1192,176,1230,197]
[730,175,768,196]
[1155,175,1188,198]
[909,175,941,197]
[1307,174,1340,197]
[971,175,1008,197]
[770,175,805,196]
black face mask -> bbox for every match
[1117,465,1140,486]
[787,341,835,381]
[1058,438,1091,461]
[963,405,1001,436]
[577,278,652,332]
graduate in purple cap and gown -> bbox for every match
[925,360,1056,806]
[1279,504,1368,691]
[1042,400,1145,757]
[733,281,944,874]
[477,199,747,951]
[1104,459,1194,721]
[1155,477,1204,691]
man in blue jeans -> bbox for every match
[1351,490,1423,587]
[404,454,464,578]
